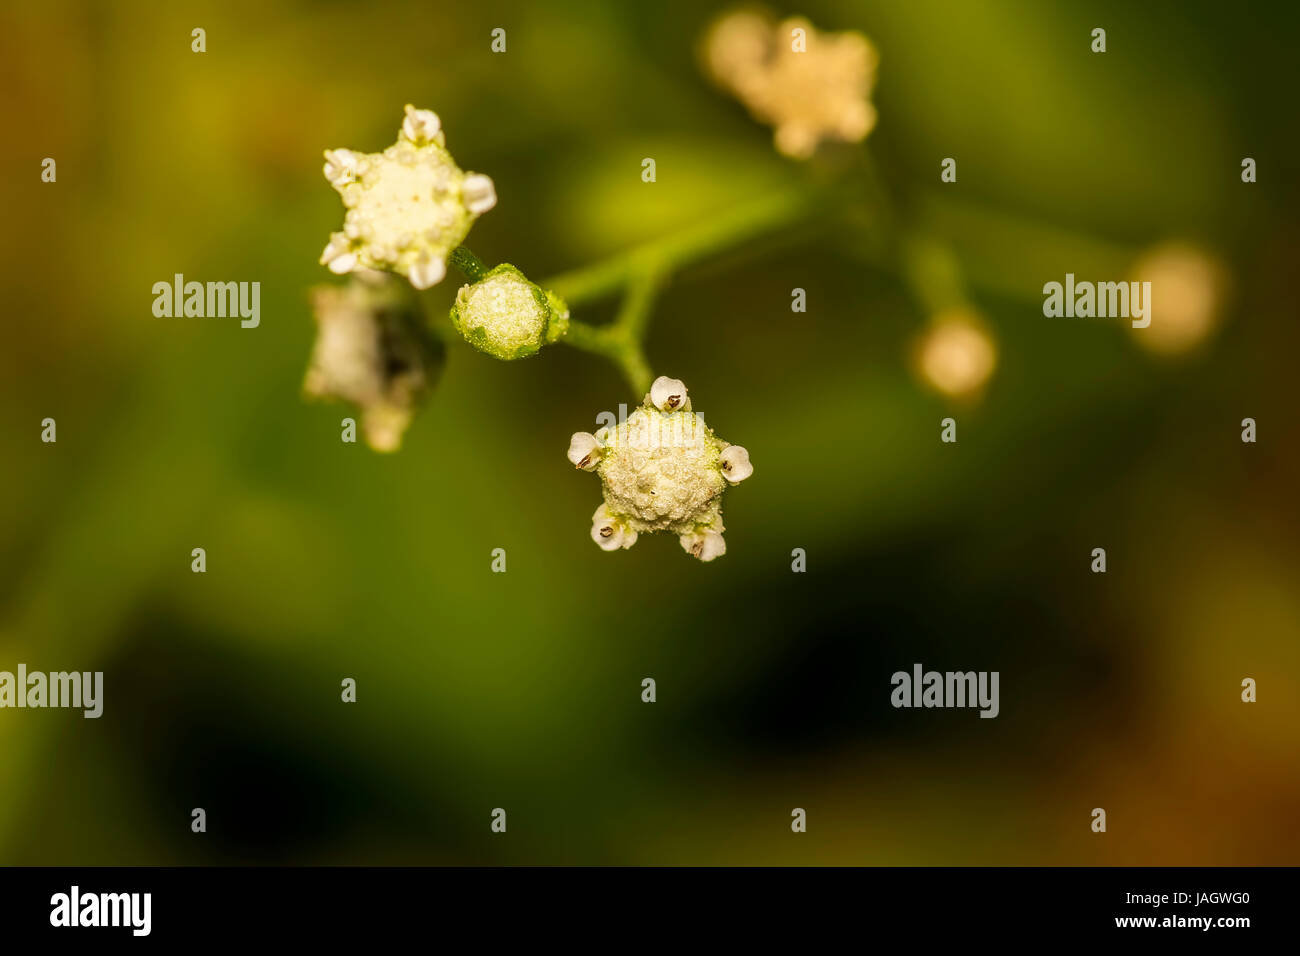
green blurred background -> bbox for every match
[2,0,1297,864]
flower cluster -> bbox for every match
[303,272,443,451]
[450,264,570,360]
[567,377,752,561]
[320,105,497,290]
[704,10,878,159]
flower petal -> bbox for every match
[567,432,604,470]
[591,504,630,551]
[650,375,689,411]
[462,173,497,215]
[680,530,726,561]
[323,148,359,187]
[320,234,358,274]
[719,444,753,483]
[401,105,443,144]
[407,255,447,290]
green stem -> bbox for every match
[449,245,488,282]
[541,181,831,307]
[562,319,650,393]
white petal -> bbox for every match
[462,173,497,215]
[567,432,603,470]
[327,253,357,275]
[591,519,624,551]
[407,256,446,290]
[320,234,357,274]
[323,148,360,187]
[650,375,688,411]
[680,531,726,561]
[402,104,442,144]
[590,504,636,551]
[719,445,753,483]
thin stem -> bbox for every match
[541,181,830,307]
[449,245,488,282]
[615,265,665,342]
[562,318,651,393]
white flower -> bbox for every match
[407,255,447,291]
[400,105,444,145]
[719,444,753,483]
[703,12,879,160]
[913,309,998,398]
[303,277,442,452]
[680,529,727,562]
[649,375,689,411]
[568,379,751,560]
[320,232,357,275]
[462,173,498,215]
[567,432,604,470]
[1128,242,1228,355]
[321,106,495,290]
[591,504,638,551]
[323,149,361,187]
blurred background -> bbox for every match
[1,0,1297,865]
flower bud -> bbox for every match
[450,264,570,360]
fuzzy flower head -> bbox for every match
[450,264,570,360]
[1128,242,1228,356]
[303,273,444,452]
[567,376,752,561]
[912,309,998,399]
[320,105,497,290]
[704,10,878,160]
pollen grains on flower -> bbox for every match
[567,378,753,561]
[703,9,879,160]
[320,106,496,291]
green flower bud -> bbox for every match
[449,264,570,360]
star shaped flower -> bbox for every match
[567,377,752,561]
[320,105,497,290]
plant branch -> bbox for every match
[541,181,831,307]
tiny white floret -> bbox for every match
[650,375,689,411]
[719,444,753,483]
[680,530,727,562]
[567,432,604,470]
[323,149,360,187]
[401,105,443,144]
[591,504,637,551]
[407,255,447,290]
[462,173,498,214]
[321,233,357,274]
